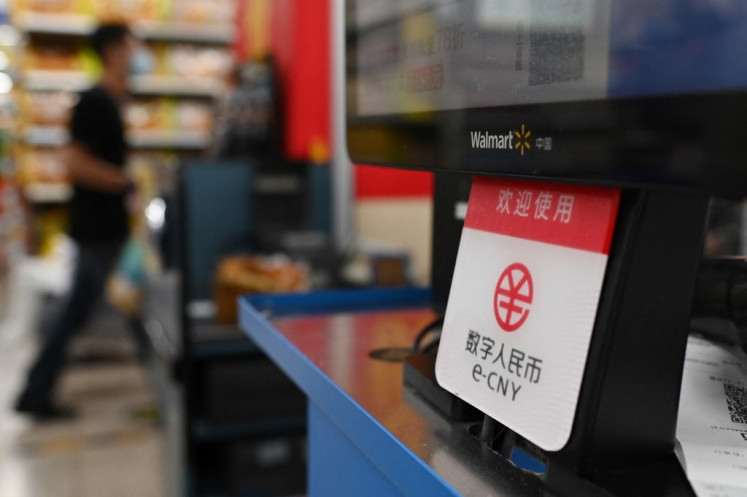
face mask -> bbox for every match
[129,49,155,77]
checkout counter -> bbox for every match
[238,290,554,496]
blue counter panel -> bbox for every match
[247,287,433,318]
[239,293,552,497]
[239,297,460,496]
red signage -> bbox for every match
[464,177,620,254]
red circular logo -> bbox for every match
[494,263,534,332]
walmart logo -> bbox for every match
[470,124,534,157]
[514,124,531,156]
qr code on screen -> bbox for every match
[724,383,747,424]
[529,0,586,86]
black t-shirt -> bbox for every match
[68,85,129,243]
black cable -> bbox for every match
[412,317,444,352]
[477,415,517,457]
[498,428,518,459]
[478,414,501,446]
[421,337,441,354]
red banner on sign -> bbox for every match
[464,178,620,254]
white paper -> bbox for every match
[676,336,747,496]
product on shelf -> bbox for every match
[214,255,311,323]
[0,100,14,130]
[0,41,19,74]
[175,99,213,133]
[92,0,159,24]
[13,0,239,27]
[124,97,171,131]
[15,0,81,14]
[166,43,232,81]
[21,90,75,126]
[25,39,83,71]
[17,146,68,184]
[169,0,236,26]
[125,97,214,134]
[136,42,232,84]
[136,41,161,76]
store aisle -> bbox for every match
[0,325,164,497]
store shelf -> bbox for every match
[129,75,220,97]
[133,22,236,44]
[16,12,236,44]
[22,126,210,150]
[23,126,68,147]
[14,12,95,36]
[128,129,211,150]
[23,183,72,203]
[23,70,92,92]
[24,70,220,97]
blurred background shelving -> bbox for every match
[9,0,235,256]
[0,1,437,496]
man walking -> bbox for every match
[16,23,142,418]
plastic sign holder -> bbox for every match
[436,177,709,496]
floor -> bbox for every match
[0,302,165,497]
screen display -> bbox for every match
[347,0,747,196]
[354,0,612,115]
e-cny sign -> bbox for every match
[436,177,620,452]
[494,263,533,332]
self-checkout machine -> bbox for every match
[347,0,747,495]
[431,171,706,497]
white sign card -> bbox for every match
[436,177,620,451]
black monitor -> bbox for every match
[346,0,747,197]
[345,2,746,496]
